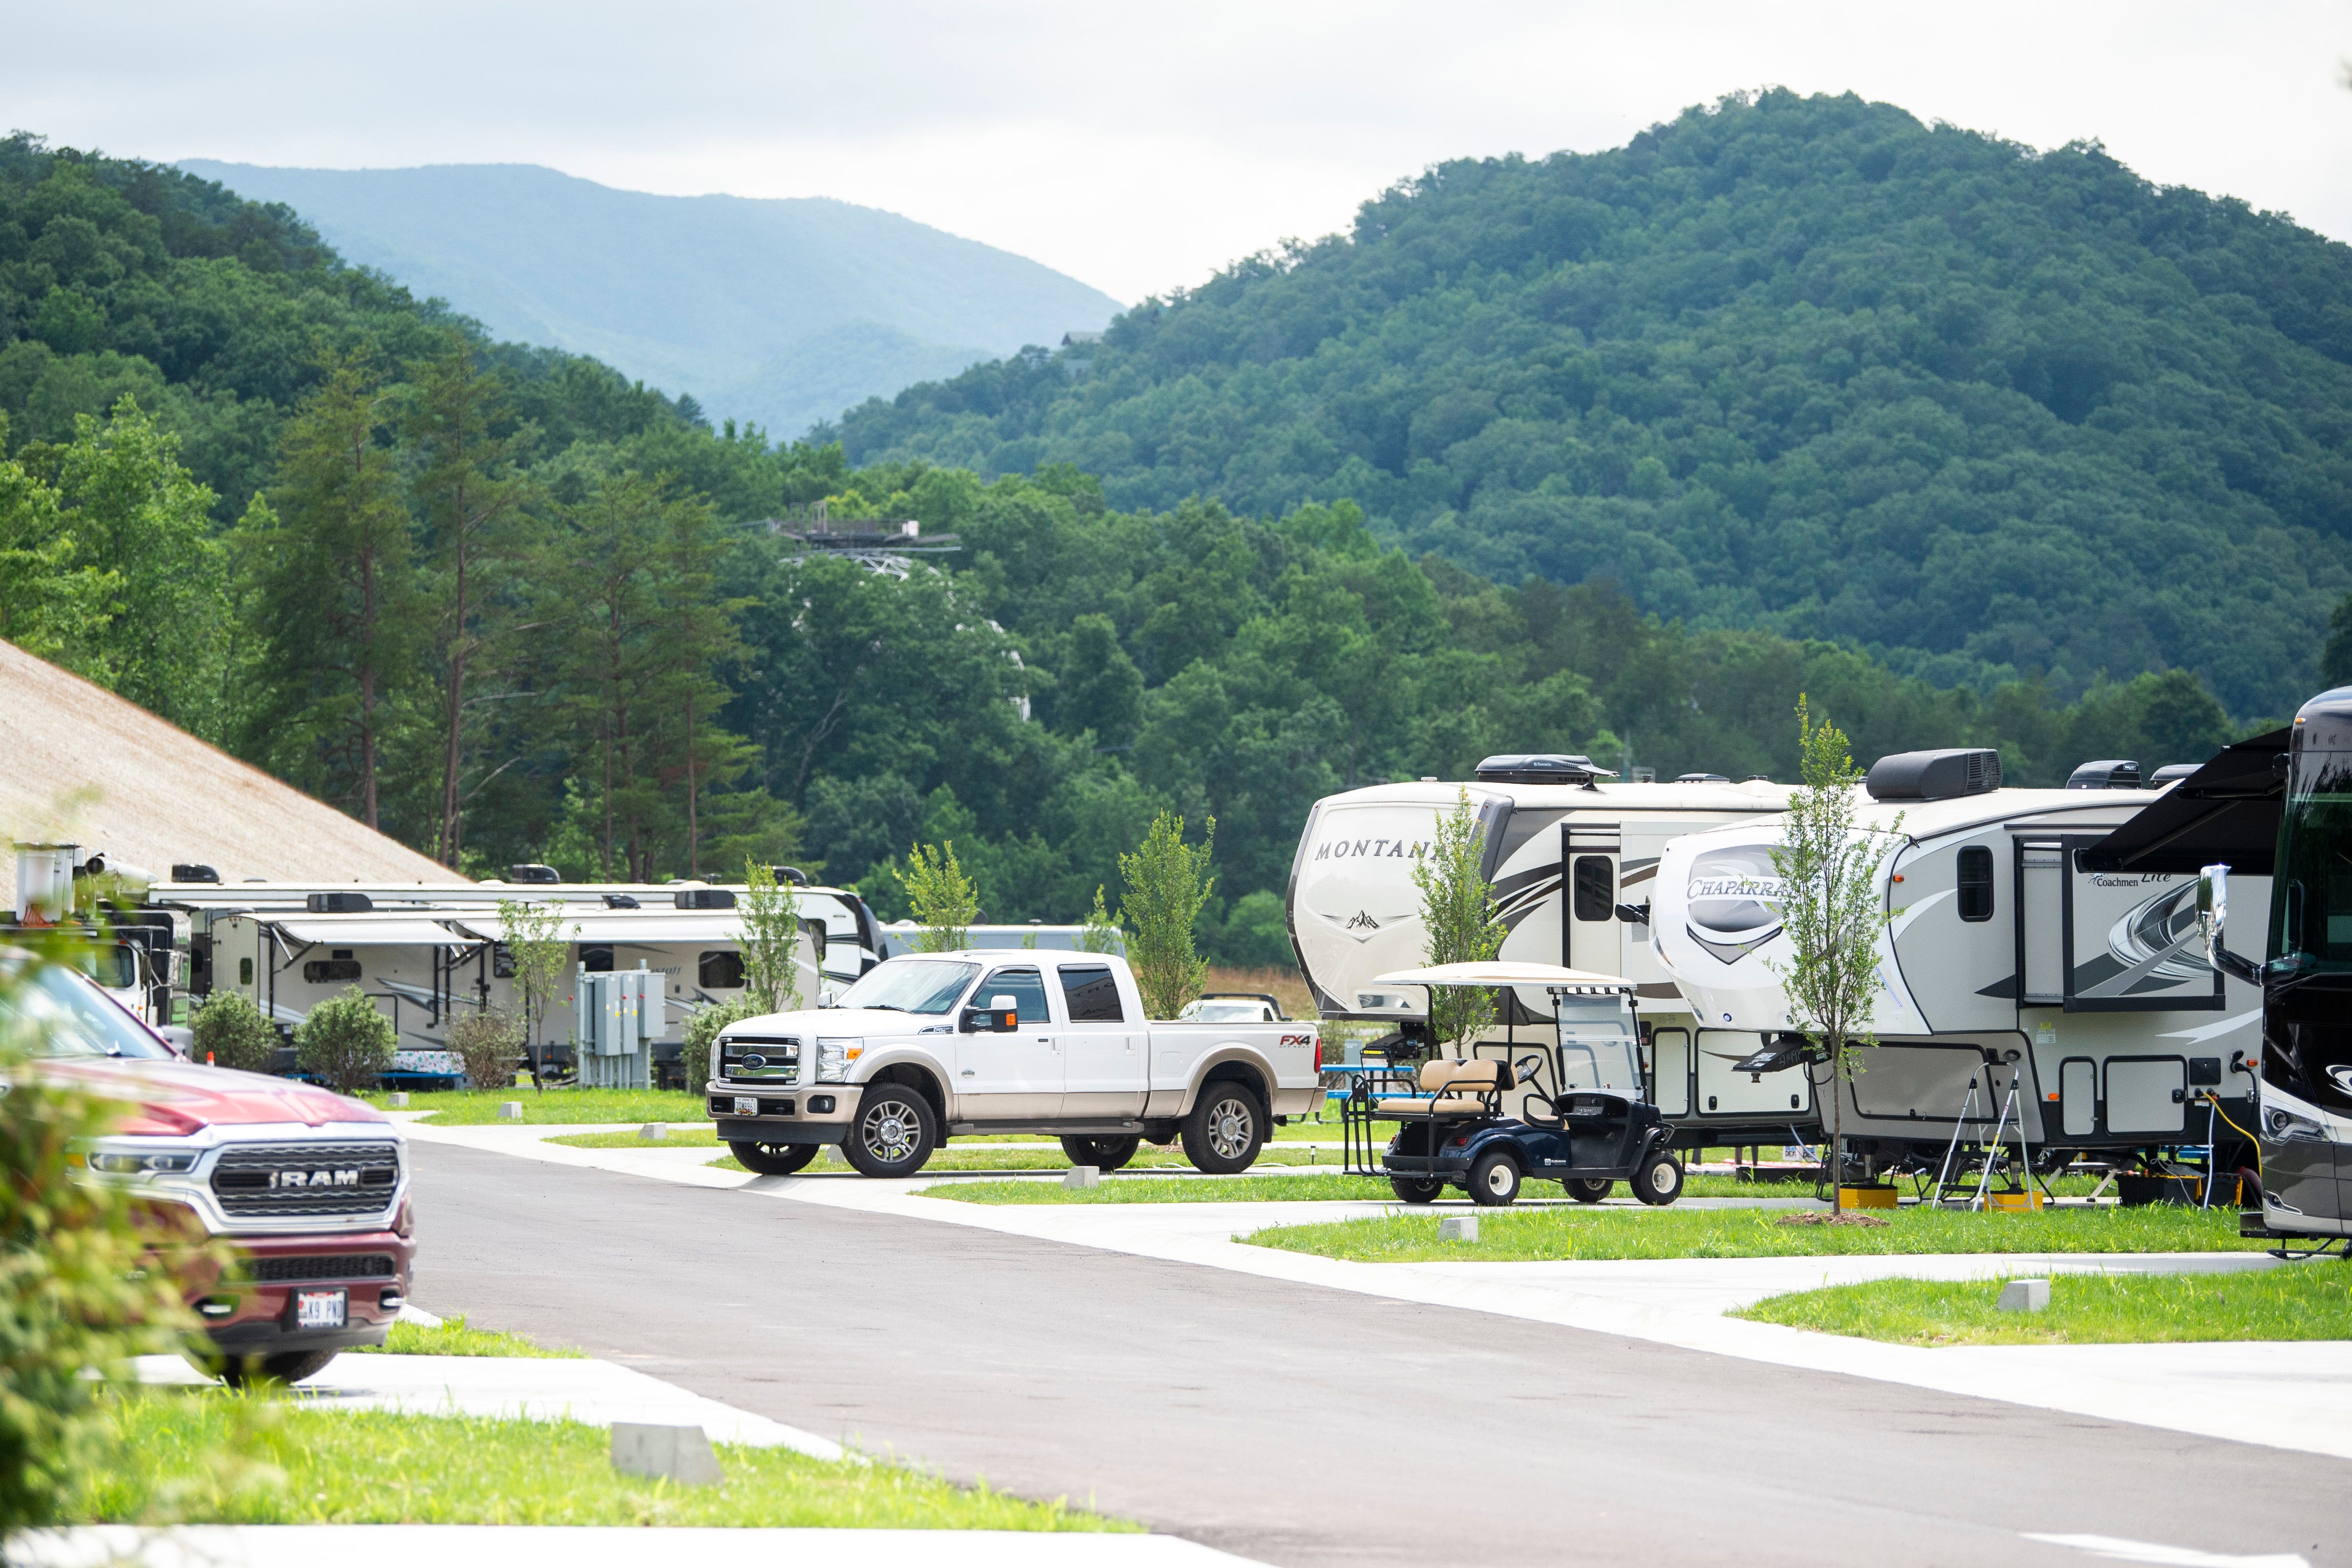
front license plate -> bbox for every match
[734,1096,759,1116]
[294,1288,346,1330]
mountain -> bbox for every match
[176,161,1124,438]
[833,89,2352,720]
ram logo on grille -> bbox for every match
[269,1168,362,1189]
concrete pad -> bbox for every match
[8,1525,1263,1568]
[133,1353,849,1461]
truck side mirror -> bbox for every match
[817,987,838,1008]
[963,995,1020,1033]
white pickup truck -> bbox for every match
[703,950,1320,1178]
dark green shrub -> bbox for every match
[293,987,395,1096]
[190,991,276,1073]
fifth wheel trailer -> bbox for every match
[1650,748,2266,1175]
[1285,758,1811,1151]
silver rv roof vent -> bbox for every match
[1864,748,2001,802]
[2148,763,2200,787]
[507,863,561,884]
[1473,754,1620,786]
[1675,772,1730,783]
[2065,759,2142,790]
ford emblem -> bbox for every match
[743,1054,766,1070]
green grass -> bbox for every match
[1735,1266,2352,1345]
[349,1314,579,1359]
[1246,1204,2268,1262]
[80,1390,1131,1530]
[365,1087,709,1125]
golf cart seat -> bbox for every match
[1375,1057,1513,1119]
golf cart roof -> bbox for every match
[1373,961,1635,992]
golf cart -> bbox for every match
[1339,962,1685,1208]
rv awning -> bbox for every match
[2076,727,2289,876]
[445,914,746,945]
[273,918,472,947]
[1375,962,1635,990]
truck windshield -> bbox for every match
[2,963,173,1059]
[833,960,981,1015]
[2272,747,2352,973]
[1555,992,1642,1094]
[79,944,138,990]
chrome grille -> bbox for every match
[210,1141,400,1218]
[719,1035,800,1084]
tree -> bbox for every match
[498,896,578,1088]
[2325,592,2352,690]
[1412,786,1505,1055]
[241,356,418,831]
[738,858,803,1013]
[648,485,756,877]
[408,337,528,867]
[1077,885,1123,954]
[1120,812,1214,1018]
[444,1009,520,1090]
[293,986,396,1096]
[1765,697,1898,1204]
[893,842,978,952]
[0,449,113,666]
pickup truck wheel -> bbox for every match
[1634,1150,1684,1206]
[205,1348,338,1388]
[1389,1176,1446,1204]
[841,1087,936,1178]
[1181,1084,1267,1174]
[728,1140,819,1175]
[1059,1135,1140,1171]
[1469,1149,1522,1207]
[1565,1177,1612,1204]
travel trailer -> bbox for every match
[1286,758,1813,1151]
[1650,747,2266,1177]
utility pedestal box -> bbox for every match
[575,963,658,1089]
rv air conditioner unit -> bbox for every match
[2065,759,2142,790]
[507,863,561,884]
[1472,754,1620,785]
[770,865,810,886]
[1864,748,2000,802]
[674,888,737,910]
[2148,763,2200,787]
[170,863,221,884]
[305,892,374,913]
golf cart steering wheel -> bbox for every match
[1514,1053,1547,1087]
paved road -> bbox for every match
[410,1143,2350,1566]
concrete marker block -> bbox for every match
[498,1102,524,1121]
[387,1091,409,1108]
[638,1123,667,1141]
[1997,1278,2050,1313]
[1063,1165,1101,1189]
[1438,1215,1479,1242]
[610,1422,723,1486]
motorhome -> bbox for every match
[1650,747,2266,1177]
[1286,758,1810,1151]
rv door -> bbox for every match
[2017,840,2065,1005]
[1562,824,1618,975]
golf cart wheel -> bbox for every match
[841,1087,937,1178]
[1060,1135,1141,1172]
[1634,1150,1685,1206]
[1469,1150,1522,1207]
[1182,1083,1267,1174]
[1389,1176,1446,1204]
[1565,1177,1612,1204]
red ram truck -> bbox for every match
[16,959,415,1383]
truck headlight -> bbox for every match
[86,1150,198,1175]
[815,1038,863,1082]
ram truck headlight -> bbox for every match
[815,1038,863,1083]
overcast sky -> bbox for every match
[9,2,2352,303]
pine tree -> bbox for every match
[240,357,418,830]
[1412,787,1505,1054]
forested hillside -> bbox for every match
[179,161,1124,440]
[835,89,2352,719]
[0,130,2305,966]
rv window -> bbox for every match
[491,943,516,979]
[239,957,253,986]
[699,950,745,989]
[580,944,615,974]
[1572,856,1615,922]
[1059,964,1124,1022]
[302,958,361,984]
[1956,846,1995,922]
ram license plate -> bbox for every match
[734,1097,759,1116]
[294,1288,347,1330]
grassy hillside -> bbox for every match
[835,89,2352,719]
[177,161,1124,438]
